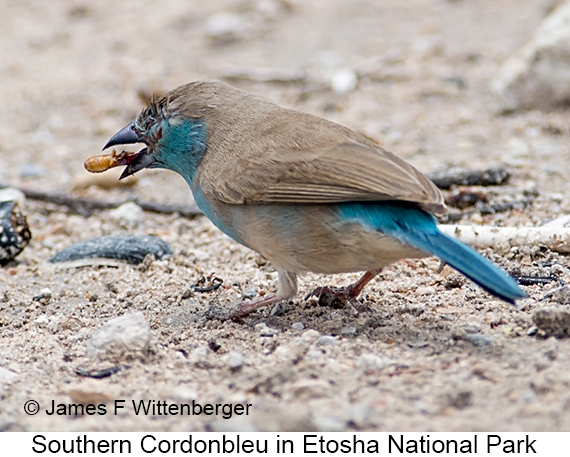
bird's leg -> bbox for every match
[305,269,382,307]
[229,268,298,319]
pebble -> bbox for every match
[330,68,358,93]
[32,315,50,328]
[291,322,304,331]
[463,333,494,347]
[533,307,570,338]
[255,322,279,337]
[0,199,31,265]
[86,312,151,362]
[356,353,393,373]
[300,329,321,343]
[58,316,85,332]
[109,202,144,226]
[463,322,482,334]
[33,288,52,301]
[242,288,257,299]
[542,285,570,305]
[190,346,211,363]
[228,351,244,369]
[316,335,340,347]
[340,326,357,335]
[0,187,26,205]
[172,386,199,402]
[306,348,324,361]
[416,286,436,296]
[50,235,172,265]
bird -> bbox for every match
[101,80,527,318]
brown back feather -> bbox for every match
[165,81,446,216]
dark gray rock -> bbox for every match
[50,235,172,264]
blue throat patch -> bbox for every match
[155,118,208,183]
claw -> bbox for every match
[305,285,358,307]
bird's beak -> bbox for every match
[103,123,155,180]
[103,123,141,150]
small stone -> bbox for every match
[444,389,473,410]
[255,323,279,337]
[315,335,340,347]
[228,351,244,369]
[242,288,257,299]
[39,288,52,300]
[50,235,172,265]
[416,286,436,296]
[463,333,494,347]
[191,346,211,362]
[32,315,49,328]
[340,326,357,335]
[542,285,570,305]
[533,307,570,337]
[291,322,304,331]
[357,353,393,373]
[110,202,144,226]
[172,386,199,402]
[32,288,52,301]
[0,188,26,206]
[59,316,85,331]
[273,346,292,359]
[300,329,321,343]
[86,312,151,362]
[306,348,324,360]
[330,68,358,93]
[0,199,31,265]
[463,322,482,334]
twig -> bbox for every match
[0,184,202,219]
[219,67,311,85]
[439,224,570,254]
[427,167,511,190]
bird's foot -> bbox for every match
[224,293,283,320]
[200,304,255,322]
[304,285,360,308]
[305,270,381,310]
[201,291,291,321]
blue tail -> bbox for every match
[338,202,527,304]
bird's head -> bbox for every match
[103,94,208,182]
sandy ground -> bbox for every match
[2,0,570,432]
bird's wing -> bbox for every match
[202,140,446,215]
